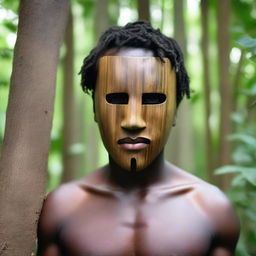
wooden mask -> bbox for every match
[95,56,176,171]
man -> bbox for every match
[38,21,239,256]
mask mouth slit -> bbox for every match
[131,158,137,172]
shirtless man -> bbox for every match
[37,21,240,256]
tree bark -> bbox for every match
[173,0,187,52]
[0,0,70,255]
[137,0,151,21]
[62,8,79,183]
[200,0,214,181]
[160,0,165,31]
[166,0,195,172]
[76,96,87,177]
[95,0,109,41]
[217,0,232,189]
[84,0,112,172]
[233,50,244,112]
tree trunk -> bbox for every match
[61,8,79,182]
[137,0,151,21]
[0,1,70,255]
[95,0,109,41]
[160,0,165,31]
[200,0,214,181]
[217,0,232,189]
[85,0,112,172]
[166,0,195,172]
[76,96,87,177]
[173,0,187,52]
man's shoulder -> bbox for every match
[39,168,106,225]
[44,181,86,212]
[167,163,240,240]
[165,162,211,189]
[38,180,86,237]
[197,181,240,239]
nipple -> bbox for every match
[131,158,137,172]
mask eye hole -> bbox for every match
[106,93,129,104]
[142,93,166,105]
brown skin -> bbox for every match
[37,48,240,256]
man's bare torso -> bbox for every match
[38,162,239,256]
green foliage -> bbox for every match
[232,0,256,34]
[237,36,256,62]
[2,19,17,32]
[76,0,95,17]
[215,86,256,255]
[215,131,256,254]
[237,36,256,49]
[0,47,13,59]
[0,0,19,13]
[215,31,256,255]
[0,1,17,148]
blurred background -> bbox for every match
[0,0,255,254]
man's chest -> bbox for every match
[57,194,215,256]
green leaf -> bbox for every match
[250,54,256,63]
[231,112,245,124]
[241,84,256,96]
[245,209,256,222]
[231,174,246,187]
[237,36,256,49]
[215,165,244,175]
[242,169,256,186]
[2,20,17,32]
[0,0,19,13]
[0,48,13,59]
[76,0,95,17]
[232,149,253,165]
[215,165,256,175]
[189,90,201,104]
[0,80,8,87]
[228,133,256,149]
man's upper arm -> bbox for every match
[37,191,62,256]
[204,186,240,255]
[216,197,240,254]
[37,244,60,256]
[210,247,234,256]
[37,183,85,255]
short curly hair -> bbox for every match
[79,21,190,106]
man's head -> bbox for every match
[80,21,189,106]
[80,21,190,172]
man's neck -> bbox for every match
[106,151,169,190]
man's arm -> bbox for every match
[204,186,240,256]
[37,183,85,256]
[37,244,60,256]
[37,192,62,256]
[210,247,235,256]
[210,212,240,256]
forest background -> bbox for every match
[0,0,255,255]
